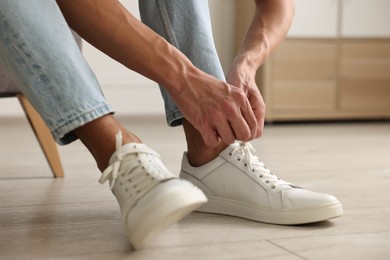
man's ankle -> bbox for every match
[187,142,227,167]
[74,115,141,171]
[182,119,228,167]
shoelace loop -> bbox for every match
[231,142,281,189]
[99,131,125,190]
[99,131,170,192]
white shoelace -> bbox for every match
[99,131,126,190]
[99,131,172,195]
[231,142,286,189]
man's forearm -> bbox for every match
[57,0,201,95]
[235,0,295,72]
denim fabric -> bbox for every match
[0,0,224,144]
[0,0,113,145]
[139,0,225,127]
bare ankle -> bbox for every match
[187,142,227,167]
[183,119,228,167]
[74,114,141,171]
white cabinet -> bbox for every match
[287,0,338,38]
[288,0,390,39]
[342,0,390,38]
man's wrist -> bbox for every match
[237,38,268,70]
[164,60,205,98]
[231,54,259,79]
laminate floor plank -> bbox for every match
[0,117,389,259]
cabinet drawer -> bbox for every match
[340,40,390,108]
[269,40,337,110]
[274,81,335,109]
[273,40,337,80]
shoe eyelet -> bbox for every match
[244,163,248,166]
[229,152,233,156]
[237,158,241,161]
[266,180,269,183]
[259,175,263,178]
[271,185,276,189]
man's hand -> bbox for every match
[170,70,259,147]
[226,62,266,139]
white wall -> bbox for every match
[0,0,236,117]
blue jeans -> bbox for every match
[0,0,225,145]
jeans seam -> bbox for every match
[155,0,179,48]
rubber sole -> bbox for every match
[125,179,207,250]
[197,196,343,225]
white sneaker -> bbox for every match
[99,132,207,249]
[180,141,343,225]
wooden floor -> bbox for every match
[0,116,389,259]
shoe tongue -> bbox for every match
[228,142,240,150]
[108,143,152,164]
[220,142,240,155]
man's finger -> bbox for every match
[215,121,236,145]
[201,125,220,147]
[229,115,251,142]
[240,98,258,140]
[248,92,266,138]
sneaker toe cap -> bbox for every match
[282,188,341,209]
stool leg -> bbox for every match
[17,94,64,178]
